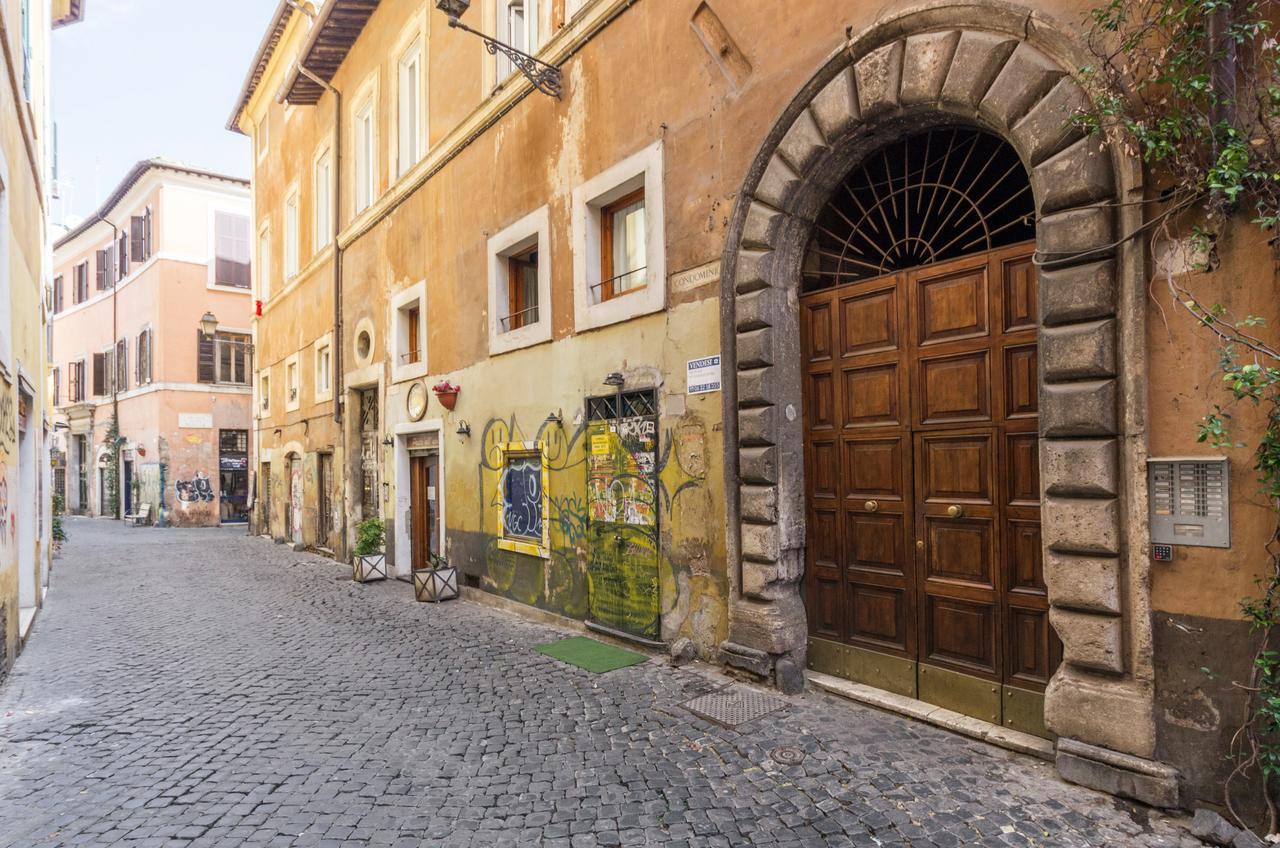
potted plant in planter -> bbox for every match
[352,517,388,583]
[432,380,461,411]
[413,551,458,603]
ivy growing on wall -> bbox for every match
[103,415,122,520]
[1080,0,1280,831]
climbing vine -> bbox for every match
[1080,0,1280,831]
[103,415,122,520]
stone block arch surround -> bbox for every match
[717,2,1179,804]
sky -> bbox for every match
[51,0,274,225]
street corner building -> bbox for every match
[227,0,1279,812]
[49,161,254,528]
[0,0,86,681]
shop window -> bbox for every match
[496,440,549,558]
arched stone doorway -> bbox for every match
[717,5,1177,804]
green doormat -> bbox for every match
[535,636,648,673]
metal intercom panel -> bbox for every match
[1147,457,1230,549]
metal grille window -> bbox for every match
[802,126,1035,292]
[1148,458,1230,548]
[587,389,657,421]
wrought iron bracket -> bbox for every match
[446,16,562,98]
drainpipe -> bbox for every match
[95,212,121,520]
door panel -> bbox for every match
[802,241,1056,730]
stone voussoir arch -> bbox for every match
[717,1,1175,802]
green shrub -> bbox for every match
[353,517,385,557]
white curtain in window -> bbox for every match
[612,198,646,292]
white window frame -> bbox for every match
[496,0,540,81]
[390,280,428,384]
[256,114,269,162]
[258,220,272,301]
[314,332,334,403]
[314,147,333,251]
[284,185,300,279]
[352,76,379,214]
[571,141,666,332]
[284,352,301,412]
[487,205,551,356]
[208,208,253,290]
[395,35,426,179]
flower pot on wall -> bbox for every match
[432,381,460,411]
[413,562,458,602]
[353,552,388,583]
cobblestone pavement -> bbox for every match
[0,519,1201,848]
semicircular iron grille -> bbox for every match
[802,126,1035,292]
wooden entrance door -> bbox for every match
[409,452,439,570]
[801,243,1058,734]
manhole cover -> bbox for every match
[681,686,787,728]
[770,746,806,765]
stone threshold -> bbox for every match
[807,670,1055,762]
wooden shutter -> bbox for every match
[131,215,145,261]
[92,352,106,395]
[144,207,153,260]
[52,367,59,406]
[116,339,127,392]
[147,329,154,383]
[95,250,107,290]
[118,231,129,277]
[53,276,62,313]
[197,331,216,383]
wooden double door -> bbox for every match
[801,243,1060,736]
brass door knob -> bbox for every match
[947,504,964,518]
[864,500,879,512]
[916,540,925,550]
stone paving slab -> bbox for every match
[0,518,1204,847]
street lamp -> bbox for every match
[434,0,563,98]
[199,311,219,338]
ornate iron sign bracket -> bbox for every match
[445,16,563,98]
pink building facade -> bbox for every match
[50,161,253,528]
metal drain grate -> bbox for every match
[681,686,787,728]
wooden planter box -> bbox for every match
[353,552,388,583]
[413,565,458,602]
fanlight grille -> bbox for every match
[802,126,1035,292]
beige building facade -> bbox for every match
[230,0,1280,810]
[50,161,253,528]
[0,0,84,680]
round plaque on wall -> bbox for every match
[406,382,428,422]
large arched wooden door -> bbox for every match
[801,127,1060,737]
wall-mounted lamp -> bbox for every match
[545,410,563,429]
[199,311,219,339]
[382,435,394,447]
[604,372,625,388]
[433,0,562,97]
[456,420,472,438]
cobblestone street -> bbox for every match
[0,520,1201,847]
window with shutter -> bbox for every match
[92,352,106,396]
[116,339,127,392]
[118,231,129,278]
[197,331,216,383]
[145,207,153,259]
[52,367,60,406]
[214,212,251,288]
[53,276,63,313]
[146,329,154,383]
[131,214,145,262]
[95,249,107,290]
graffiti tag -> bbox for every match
[175,472,215,503]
